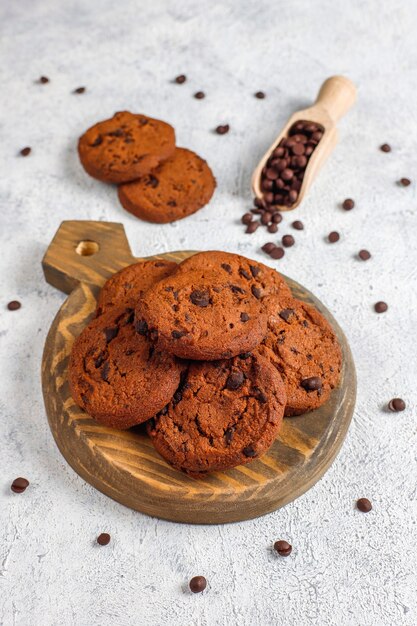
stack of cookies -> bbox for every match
[78,111,216,223]
[69,252,342,477]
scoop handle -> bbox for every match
[314,76,357,123]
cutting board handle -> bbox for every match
[314,76,357,123]
[42,221,135,294]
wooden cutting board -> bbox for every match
[41,220,356,524]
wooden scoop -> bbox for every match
[251,76,357,211]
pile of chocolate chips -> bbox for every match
[259,120,324,210]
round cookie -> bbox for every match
[78,111,176,184]
[68,307,183,429]
[147,353,287,476]
[118,147,216,223]
[96,259,177,316]
[257,297,342,416]
[136,268,268,360]
[176,251,292,304]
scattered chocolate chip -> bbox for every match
[249,265,260,278]
[388,398,405,412]
[224,427,234,444]
[270,246,285,260]
[194,91,205,99]
[328,231,340,243]
[274,540,292,556]
[147,175,159,188]
[73,86,86,94]
[342,198,355,211]
[91,135,103,147]
[104,327,119,343]
[226,371,245,390]
[100,362,110,382]
[380,143,391,152]
[94,352,105,368]
[239,268,251,280]
[292,220,304,230]
[301,377,322,392]
[20,147,31,157]
[246,221,259,234]
[38,76,49,84]
[135,320,148,335]
[97,533,111,545]
[175,74,186,84]
[358,249,371,261]
[221,263,232,274]
[268,223,278,233]
[255,91,266,99]
[7,300,21,311]
[240,312,250,322]
[11,477,29,494]
[241,213,253,225]
[251,285,262,299]
[272,213,283,224]
[399,177,411,186]
[282,234,295,248]
[356,498,372,513]
[261,211,272,225]
[243,445,257,457]
[215,124,230,135]
[374,301,388,313]
[190,290,210,307]
[239,352,251,359]
[279,309,294,322]
[262,242,276,254]
[172,330,187,339]
[189,576,207,593]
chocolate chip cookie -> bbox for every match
[68,307,183,429]
[96,259,177,315]
[118,147,216,223]
[136,268,268,360]
[257,297,342,415]
[78,111,176,184]
[176,251,292,304]
[147,353,287,476]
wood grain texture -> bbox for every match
[41,221,356,524]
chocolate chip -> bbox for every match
[249,265,260,278]
[255,91,266,99]
[230,285,245,294]
[38,76,49,83]
[240,312,250,322]
[11,477,29,494]
[243,445,257,457]
[262,242,276,254]
[388,398,406,412]
[272,213,283,224]
[97,533,111,545]
[190,290,210,307]
[100,362,110,382]
[254,388,267,403]
[251,285,262,299]
[224,427,234,444]
[399,177,411,186]
[7,300,21,311]
[94,352,106,368]
[342,198,355,211]
[241,213,253,225]
[301,377,322,391]
[358,249,371,261]
[356,498,372,513]
[215,124,230,135]
[246,221,259,234]
[175,74,186,84]
[239,352,251,359]
[239,268,251,280]
[146,175,159,188]
[135,319,148,335]
[270,247,285,260]
[189,576,207,593]
[221,263,232,274]
[328,231,340,243]
[226,371,245,390]
[172,330,187,339]
[292,220,304,230]
[282,234,295,248]
[279,308,294,322]
[274,540,292,556]
[20,147,31,157]
[268,223,278,233]
[380,143,391,152]
[91,135,103,147]
[374,301,388,313]
[73,86,86,94]
[104,327,119,343]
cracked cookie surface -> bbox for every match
[78,111,176,184]
[147,353,286,476]
[257,297,342,416]
[96,259,177,315]
[118,147,216,223]
[68,307,183,429]
[136,267,269,360]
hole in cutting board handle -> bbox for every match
[75,240,100,256]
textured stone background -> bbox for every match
[1,1,416,625]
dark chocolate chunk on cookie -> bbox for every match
[78,111,176,184]
[147,353,286,475]
[68,307,183,429]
